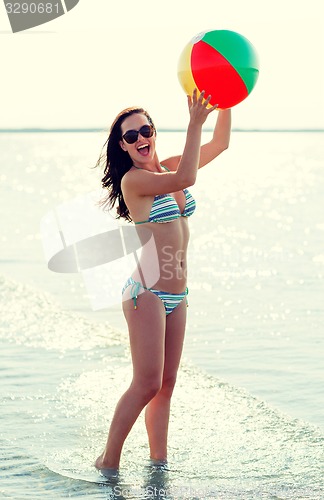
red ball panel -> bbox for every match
[191,40,249,108]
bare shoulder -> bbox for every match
[121,169,138,194]
[161,155,181,172]
[121,164,185,197]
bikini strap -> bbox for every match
[132,164,169,172]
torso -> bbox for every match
[122,172,192,293]
[134,215,190,293]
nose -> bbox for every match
[138,131,148,140]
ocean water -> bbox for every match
[0,130,323,499]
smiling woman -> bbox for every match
[96,107,156,222]
[92,89,231,477]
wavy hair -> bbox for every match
[95,107,155,222]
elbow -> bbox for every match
[176,173,197,189]
[186,174,197,187]
[216,143,229,157]
[175,165,197,188]
[181,174,197,189]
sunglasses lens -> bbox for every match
[139,125,153,138]
[123,125,154,144]
[123,131,138,144]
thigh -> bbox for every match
[123,289,166,382]
[163,297,187,381]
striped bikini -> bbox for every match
[122,277,188,315]
[122,164,195,315]
[134,188,196,225]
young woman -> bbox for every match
[94,89,231,477]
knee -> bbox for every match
[133,377,162,404]
[160,375,177,399]
[143,380,162,403]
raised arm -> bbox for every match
[163,107,231,172]
[122,90,218,197]
[175,90,219,183]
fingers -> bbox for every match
[208,103,220,113]
[197,89,204,102]
[189,88,219,112]
[203,93,212,107]
[192,87,198,103]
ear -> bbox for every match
[119,140,127,151]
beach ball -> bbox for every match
[177,29,260,109]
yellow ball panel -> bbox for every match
[177,42,197,97]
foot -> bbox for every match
[98,467,119,479]
[149,458,169,470]
[94,453,119,478]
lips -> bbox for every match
[137,144,150,156]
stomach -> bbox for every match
[132,218,190,293]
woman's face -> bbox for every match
[119,113,156,165]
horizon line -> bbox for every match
[0,127,323,133]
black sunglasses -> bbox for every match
[122,124,154,144]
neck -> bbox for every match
[132,161,163,172]
[132,152,161,172]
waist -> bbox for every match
[150,276,187,294]
[122,277,188,296]
[130,265,187,295]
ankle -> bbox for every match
[150,457,168,466]
[95,452,119,471]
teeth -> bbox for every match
[137,144,148,150]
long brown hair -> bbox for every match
[95,107,155,222]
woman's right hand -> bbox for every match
[187,88,218,126]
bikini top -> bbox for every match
[132,165,196,225]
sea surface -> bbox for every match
[0,130,323,499]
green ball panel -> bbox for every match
[201,30,260,93]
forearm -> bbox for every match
[176,122,202,186]
[171,89,219,185]
[198,109,232,168]
[213,109,232,148]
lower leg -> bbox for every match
[145,299,187,462]
[145,386,172,461]
[96,383,158,470]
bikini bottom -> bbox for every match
[122,277,188,316]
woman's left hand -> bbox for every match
[187,88,219,126]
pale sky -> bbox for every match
[0,0,323,129]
